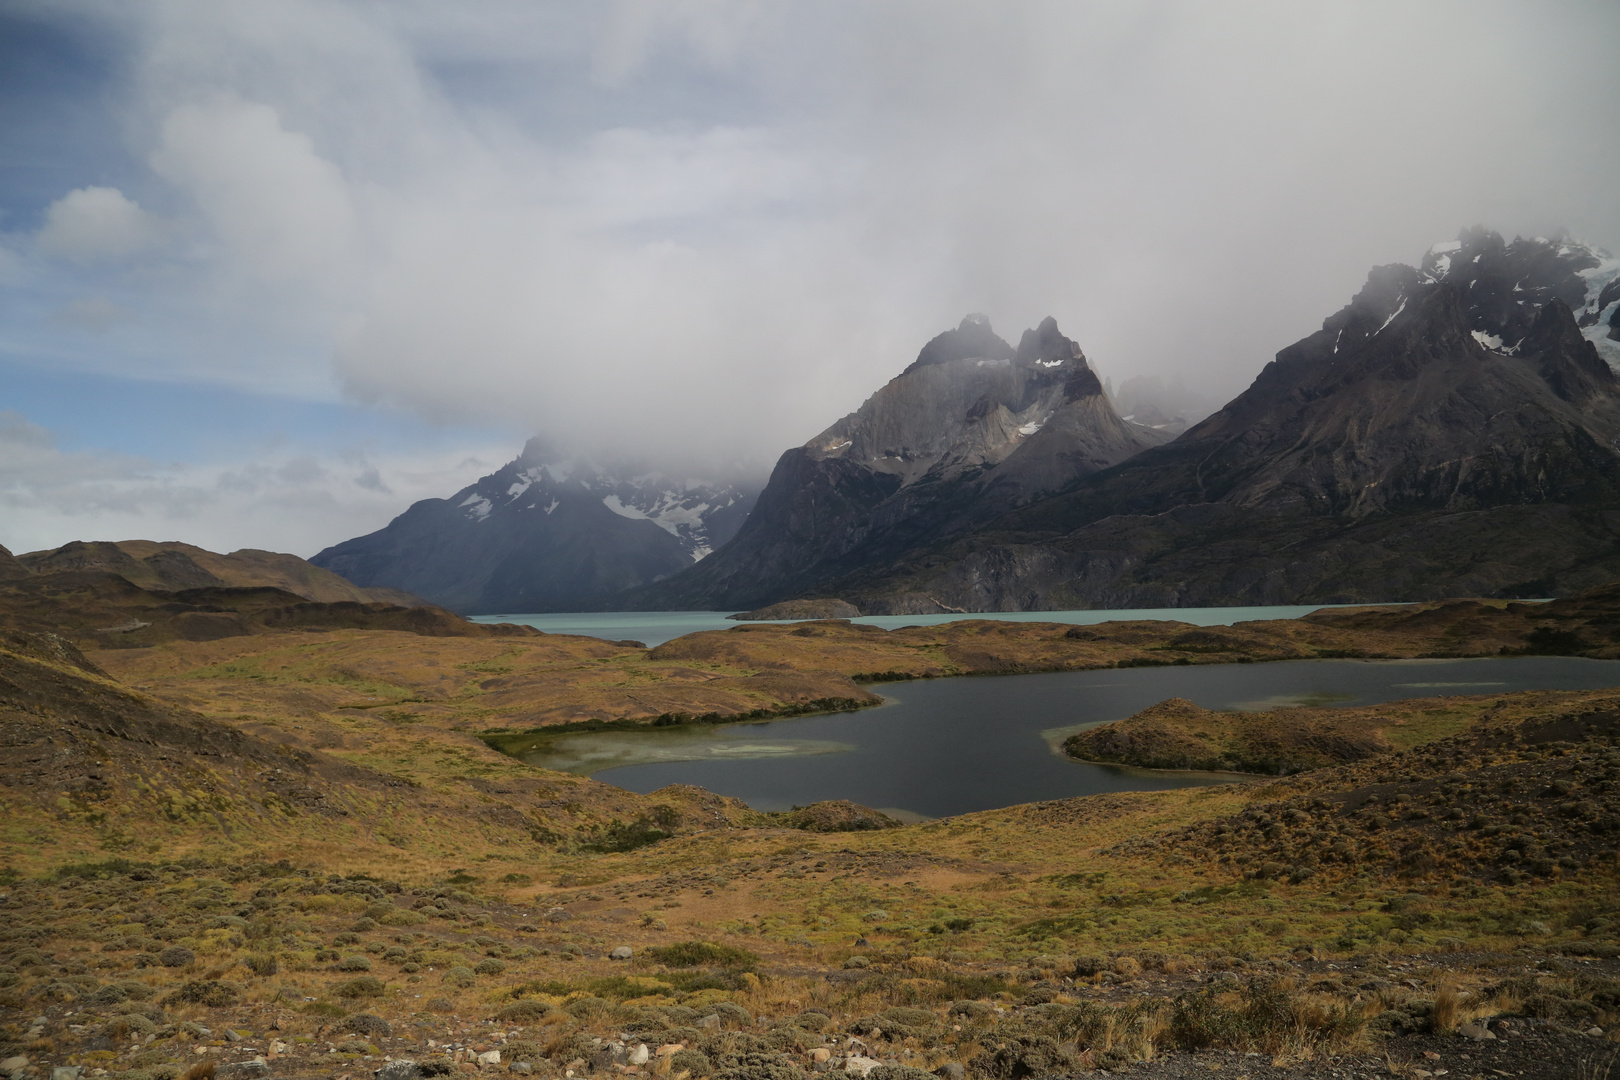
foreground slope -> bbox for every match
[635,315,1166,611]
[4,621,1620,1078]
[312,440,758,614]
[824,230,1620,611]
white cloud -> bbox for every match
[8,0,1620,472]
[0,410,506,559]
[149,99,358,293]
[35,186,164,264]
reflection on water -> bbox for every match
[496,656,1620,819]
[501,723,853,775]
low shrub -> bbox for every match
[495,1000,551,1023]
[345,1014,391,1038]
[644,941,759,970]
[243,954,278,977]
[334,976,384,999]
[158,947,194,968]
[160,981,240,1007]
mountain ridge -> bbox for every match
[13,539,423,606]
[807,230,1620,612]
[630,313,1167,610]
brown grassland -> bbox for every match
[5,587,1620,1079]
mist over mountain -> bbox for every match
[311,439,760,613]
[1107,375,1221,436]
[631,314,1167,611]
[772,229,1620,612]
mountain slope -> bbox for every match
[819,230,1620,610]
[312,439,758,613]
[15,539,421,605]
[633,314,1166,610]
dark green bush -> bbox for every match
[334,976,384,999]
[160,980,239,1007]
[495,1000,551,1023]
[243,954,279,977]
[644,941,759,970]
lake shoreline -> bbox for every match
[501,656,1620,818]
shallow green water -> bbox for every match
[470,603,1380,647]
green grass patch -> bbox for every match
[643,941,760,970]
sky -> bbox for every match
[3,0,1619,558]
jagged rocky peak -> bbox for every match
[903,312,1015,373]
[1016,315,1103,399]
[810,313,1115,488]
[1414,227,1620,361]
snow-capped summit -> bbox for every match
[1417,227,1620,368]
[311,439,759,613]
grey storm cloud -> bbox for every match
[8,0,1620,470]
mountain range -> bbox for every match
[306,227,1620,616]
[640,228,1620,613]
[311,440,758,613]
[630,313,1170,610]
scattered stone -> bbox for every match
[511,1066,530,1075]
[217,1062,270,1080]
[475,1051,500,1067]
[1589,1025,1606,1037]
[933,1066,964,1080]
[1458,1022,1497,1040]
[842,1056,882,1078]
[374,1061,422,1080]
[52,1068,83,1080]
[627,1045,649,1066]
[809,1049,830,1064]
[696,1014,721,1031]
[609,947,633,961]
[2,1057,29,1079]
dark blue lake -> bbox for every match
[506,657,1620,819]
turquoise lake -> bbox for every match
[469,603,1382,647]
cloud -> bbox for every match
[0,409,505,558]
[49,296,135,332]
[7,0,1620,472]
[35,186,164,263]
[149,98,358,294]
